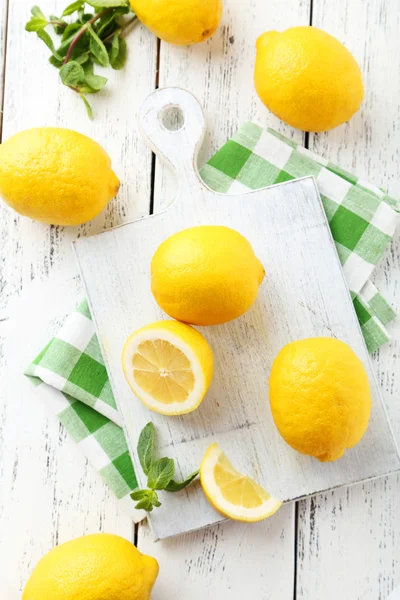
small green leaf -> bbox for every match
[134,497,154,511]
[61,21,82,41]
[131,489,161,511]
[62,0,84,16]
[147,457,175,490]
[86,0,128,6]
[49,54,63,68]
[88,24,109,66]
[31,5,46,18]
[109,32,119,58]
[151,493,162,508]
[60,60,85,87]
[85,72,108,92]
[96,11,118,37]
[36,29,62,59]
[130,489,149,501]
[137,422,155,475]
[25,16,48,32]
[80,94,93,118]
[75,52,90,65]
[165,470,200,492]
[110,35,126,70]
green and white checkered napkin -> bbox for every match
[26,124,399,519]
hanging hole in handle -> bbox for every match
[159,105,185,132]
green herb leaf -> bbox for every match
[85,72,108,92]
[88,24,109,66]
[61,21,82,41]
[26,15,48,32]
[60,60,85,87]
[109,32,119,58]
[110,35,127,70]
[130,489,150,501]
[151,492,161,508]
[147,457,175,490]
[96,11,118,37]
[130,489,161,512]
[75,51,90,65]
[137,422,155,475]
[134,497,154,511]
[86,0,128,6]
[36,29,63,59]
[49,54,64,68]
[62,0,84,16]
[31,5,46,18]
[165,470,200,492]
[80,94,93,118]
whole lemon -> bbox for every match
[269,338,371,462]
[254,26,364,132]
[0,128,120,225]
[130,0,223,45]
[151,225,265,325]
[22,533,159,600]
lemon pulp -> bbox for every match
[215,453,272,509]
[200,443,282,521]
[122,320,214,416]
[132,339,195,404]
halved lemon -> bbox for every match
[122,320,214,415]
[200,443,282,522]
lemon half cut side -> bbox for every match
[122,320,214,416]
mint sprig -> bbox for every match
[131,423,200,512]
[25,2,137,118]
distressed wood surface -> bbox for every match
[0,0,7,138]
[1,0,400,596]
[297,1,400,598]
[0,0,156,594]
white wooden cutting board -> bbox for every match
[74,87,400,541]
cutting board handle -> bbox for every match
[139,87,205,189]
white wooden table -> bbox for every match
[0,1,399,597]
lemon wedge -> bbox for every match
[122,320,214,415]
[200,443,282,522]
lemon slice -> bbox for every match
[122,320,214,415]
[200,443,282,522]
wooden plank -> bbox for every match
[0,0,8,138]
[137,0,307,594]
[0,0,157,594]
[297,1,400,598]
[139,508,295,599]
[0,264,135,596]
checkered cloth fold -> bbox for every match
[25,299,145,521]
[26,124,399,518]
